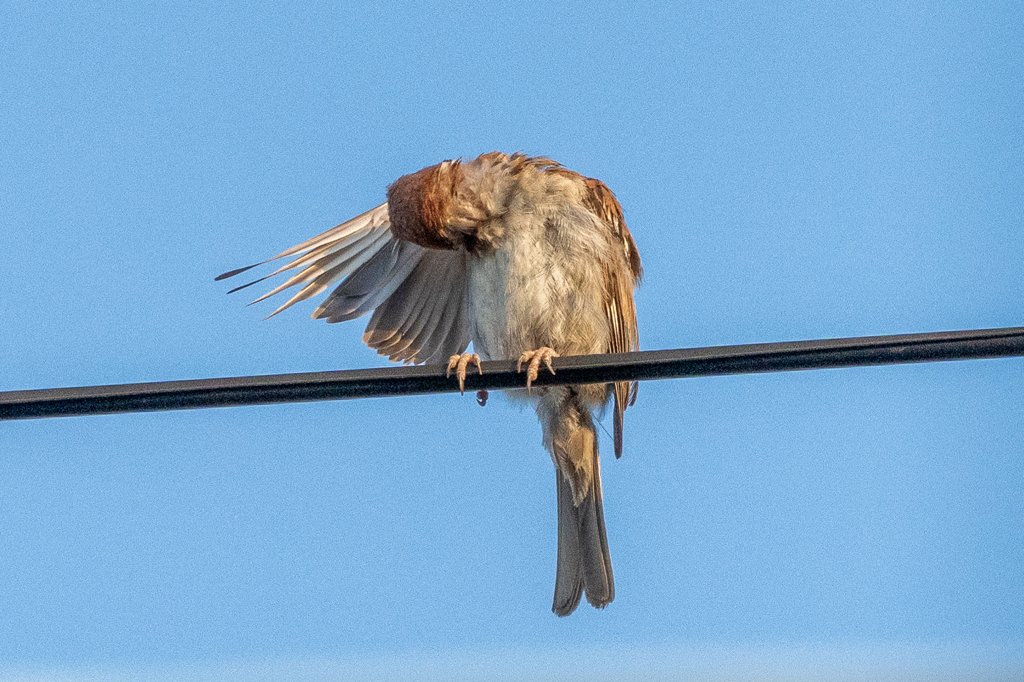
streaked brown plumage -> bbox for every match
[218,152,642,615]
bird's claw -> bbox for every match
[517,347,559,391]
[447,353,482,395]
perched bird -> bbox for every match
[218,152,642,615]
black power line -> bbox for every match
[2,326,1022,421]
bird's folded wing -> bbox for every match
[581,179,643,459]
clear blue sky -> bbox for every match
[2,1,1022,679]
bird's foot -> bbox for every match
[517,347,559,391]
[476,389,489,407]
[447,353,482,394]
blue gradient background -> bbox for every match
[2,1,1022,679]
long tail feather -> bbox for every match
[545,393,614,616]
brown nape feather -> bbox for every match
[386,161,464,250]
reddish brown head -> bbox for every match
[386,161,464,250]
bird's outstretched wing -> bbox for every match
[216,202,471,365]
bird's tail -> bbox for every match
[541,392,614,616]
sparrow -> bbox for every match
[218,152,642,615]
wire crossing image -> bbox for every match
[2,326,1022,421]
